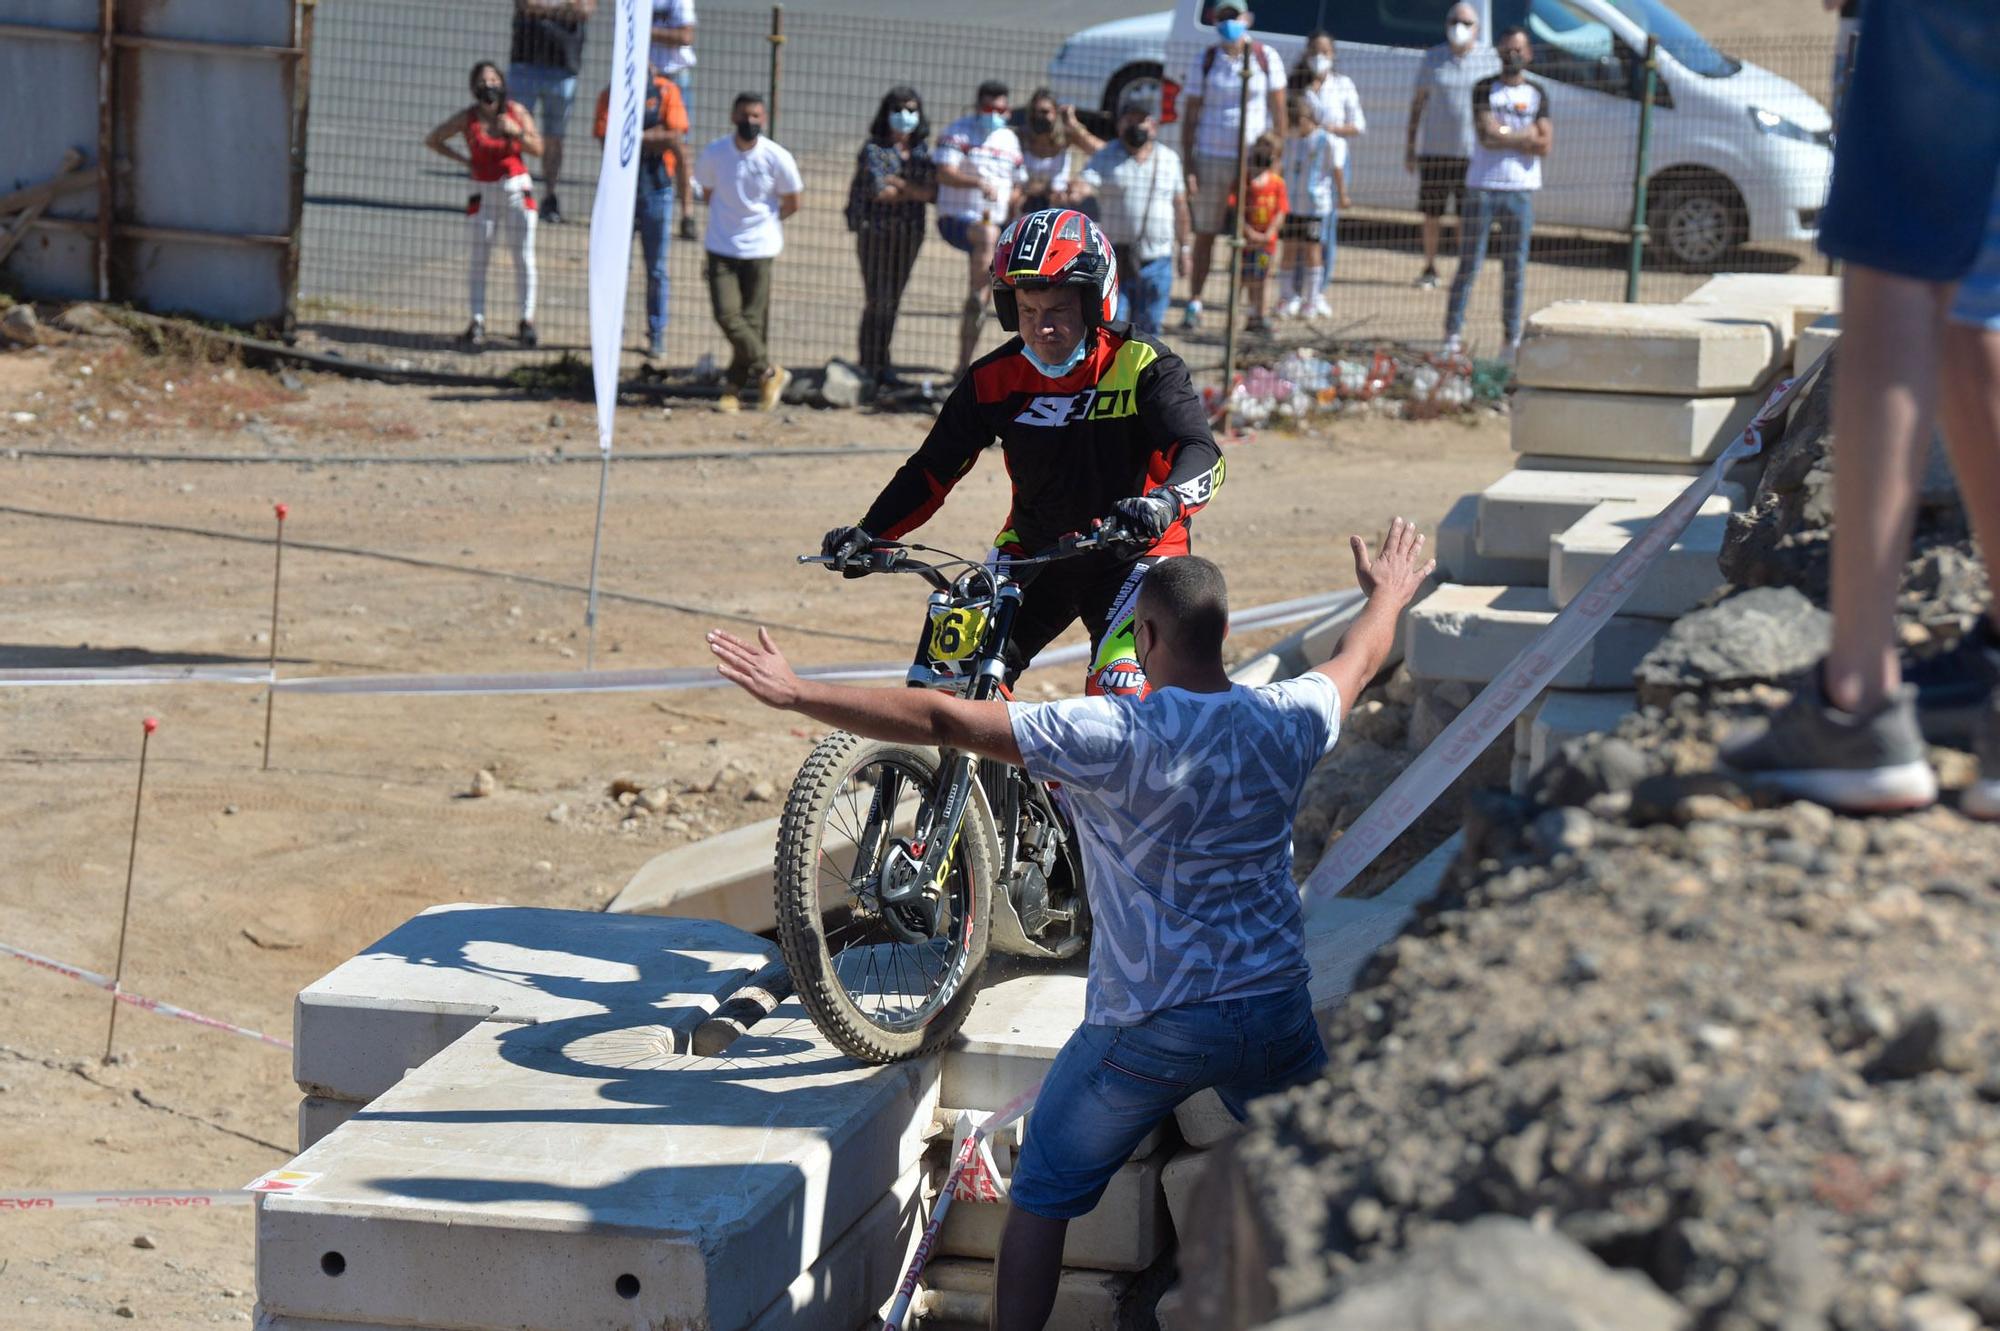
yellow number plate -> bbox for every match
[928,608,989,663]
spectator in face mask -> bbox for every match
[1407,3,1499,289]
[1178,3,1288,330]
[1443,27,1551,362]
[694,92,804,412]
[1017,87,1102,216]
[1293,30,1363,298]
[425,60,545,351]
[1072,88,1189,334]
[845,85,937,393]
[935,80,1027,375]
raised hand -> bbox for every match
[1350,516,1434,609]
[707,628,804,708]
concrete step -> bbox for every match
[607,815,784,933]
[939,1146,1170,1272]
[1682,272,1840,337]
[1405,583,1670,690]
[256,1006,938,1331]
[298,1096,361,1153]
[1517,299,1789,395]
[1511,386,1764,466]
[1525,690,1639,777]
[1795,312,1839,373]
[1549,497,1732,619]
[921,1260,1130,1331]
[292,903,774,1107]
[1474,469,1743,563]
[1436,494,1547,587]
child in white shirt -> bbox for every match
[1277,95,1339,319]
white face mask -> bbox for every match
[888,108,919,134]
[1448,21,1476,48]
[1309,54,1333,76]
[1020,331,1090,378]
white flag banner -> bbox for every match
[588,0,648,454]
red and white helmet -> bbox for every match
[991,208,1119,334]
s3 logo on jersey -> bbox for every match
[1014,388,1137,427]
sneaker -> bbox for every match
[1307,295,1334,319]
[517,319,538,348]
[715,392,742,414]
[645,336,664,361]
[542,195,563,225]
[462,319,486,353]
[1909,618,2000,745]
[1276,296,1303,320]
[1718,671,1937,813]
[1961,691,2000,818]
[1500,339,1520,367]
[678,215,698,242]
[757,366,792,411]
[1181,299,1203,330]
[1414,267,1438,290]
[1441,334,1463,358]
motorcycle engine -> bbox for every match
[1013,865,1051,936]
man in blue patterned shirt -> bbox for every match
[708,519,1433,1331]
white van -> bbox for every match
[1044,0,1833,268]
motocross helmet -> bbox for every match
[991,207,1119,334]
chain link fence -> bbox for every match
[294,2,1837,390]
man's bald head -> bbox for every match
[1447,3,1478,27]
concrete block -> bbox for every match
[922,1259,1131,1331]
[257,1005,938,1331]
[294,903,774,1104]
[1682,273,1840,337]
[1795,312,1838,374]
[1406,584,1669,690]
[1160,1148,1209,1242]
[1550,497,1730,618]
[298,1096,361,1152]
[939,1148,1170,1272]
[1511,387,1763,465]
[607,815,783,932]
[1516,299,1788,395]
[746,1165,922,1331]
[1155,1285,1190,1331]
[1475,469,1742,562]
[1437,494,1547,587]
[1529,691,1638,775]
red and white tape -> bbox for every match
[0,1190,254,1211]
[0,940,293,1051]
[1305,349,1827,902]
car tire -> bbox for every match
[1099,61,1165,138]
[1649,177,1747,270]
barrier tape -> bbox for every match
[0,940,294,1051]
[881,1083,1041,1331]
[0,665,271,688]
[1303,348,1828,904]
[0,1190,253,1211]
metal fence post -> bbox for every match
[282,0,315,339]
[1220,49,1252,405]
[1624,34,1658,302]
[768,5,785,131]
[96,0,117,301]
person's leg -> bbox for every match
[743,256,775,398]
[1420,213,1440,272]
[881,227,923,378]
[1325,170,1342,287]
[1136,255,1173,334]
[856,231,890,378]
[670,69,696,234]
[1497,191,1531,347]
[1081,556,1160,698]
[1416,157,1444,281]
[509,183,538,327]
[706,252,754,394]
[1443,189,1492,344]
[959,222,998,374]
[541,76,574,208]
[1187,232,1217,309]
[637,189,670,355]
[1306,232,1327,310]
[1940,322,2000,628]
[467,191,494,333]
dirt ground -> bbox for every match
[0,332,1510,1327]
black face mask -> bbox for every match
[475,84,503,106]
[735,119,762,142]
[1251,152,1274,170]
[1030,113,1056,134]
[1500,51,1528,74]
[1120,124,1152,150]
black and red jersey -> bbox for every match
[858,322,1223,557]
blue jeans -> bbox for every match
[1445,188,1534,344]
[1008,982,1326,1220]
[636,188,671,349]
[505,63,577,138]
[1321,196,1339,286]
[1116,255,1174,334]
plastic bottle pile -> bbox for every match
[1204,345,1504,432]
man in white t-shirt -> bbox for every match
[707,519,1435,1331]
[650,0,699,239]
[1177,2,1287,329]
[1072,88,1189,334]
[934,80,1026,375]
[693,92,803,412]
[1443,27,1551,362]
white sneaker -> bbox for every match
[1441,334,1463,357]
[1276,296,1302,320]
[1307,295,1333,319]
[1181,300,1203,330]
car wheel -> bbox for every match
[1650,180,1746,270]
[1101,62,1165,134]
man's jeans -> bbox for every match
[1445,187,1535,344]
[1115,255,1174,335]
[1007,982,1327,1219]
[636,187,672,351]
[704,252,774,391]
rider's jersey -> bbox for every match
[858,322,1223,556]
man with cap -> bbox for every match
[1406,2,1500,289]
[1072,88,1191,335]
[1177,3,1287,328]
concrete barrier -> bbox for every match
[920,1260,1129,1330]
[1549,497,1733,619]
[939,1147,1171,1272]
[1516,299,1789,396]
[1436,495,1548,588]
[1474,469,1744,563]
[1527,691,1639,776]
[1681,272,1840,337]
[1406,584,1669,690]
[607,816,784,932]
[1510,387,1763,466]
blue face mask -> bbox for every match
[1021,332,1090,378]
[888,108,919,134]
[981,110,1009,132]
[1217,17,1247,42]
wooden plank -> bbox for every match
[0,152,91,219]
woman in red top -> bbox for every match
[425,61,545,350]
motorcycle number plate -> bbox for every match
[928,607,988,663]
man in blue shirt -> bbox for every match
[709,518,1434,1331]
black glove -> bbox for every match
[821,524,876,578]
[1109,491,1181,545]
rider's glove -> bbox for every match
[1109,491,1181,545]
[821,524,876,578]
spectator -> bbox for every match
[1179,3,1287,329]
[651,0,699,240]
[1016,88,1100,215]
[1276,94,1337,320]
[1721,0,2000,815]
[1073,88,1189,335]
[1442,27,1550,362]
[694,92,803,413]
[935,80,1026,376]
[1231,133,1287,334]
[1292,30,1363,298]
[1406,3,1499,290]
[845,85,937,393]
[424,61,544,351]
[594,63,688,360]
[507,0,593,225]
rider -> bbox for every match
[822,206,1224,697]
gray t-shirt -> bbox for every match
[1415,42,1502,158]
[1081,142,1185,263]
[1008,672,1342,1026]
